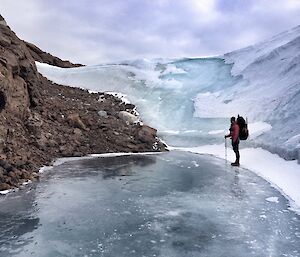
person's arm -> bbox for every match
[225,133,230,138]
[225,126,233,138]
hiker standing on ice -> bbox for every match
[225,117,240,166]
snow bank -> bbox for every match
[248,122,272,139]
[0,190,10,195]
[172,145,300,213]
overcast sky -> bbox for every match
[1,0,300,65]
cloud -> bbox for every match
[190,0,220,23]
[1,0,300,64]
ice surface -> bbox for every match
[1,152,300,257]
[172,145,300,213]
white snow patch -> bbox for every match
[22,181,32,186]
[0,190,10,195]
[159,130,180,135]
[266,197,279,203]
[248,122,272,139]
[39,166,54,173]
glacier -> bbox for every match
[36,25,300,160]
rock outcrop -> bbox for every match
[24,41,83,68]
[0,15,166,191]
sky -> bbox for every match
[1,0,300,65]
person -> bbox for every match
[225,117,240,166]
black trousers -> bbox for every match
[232,140,240,163]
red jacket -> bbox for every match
[230,122,240,143]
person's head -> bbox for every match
[230,116,235,123]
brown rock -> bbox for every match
[136,125,157,143]
[73,128,83,137]
[14,169,22,178]
[20,170,31,180]
[0,183,10,191]
[25,114,43,136]
[59,145,72,157]
[67,113,87,130]
[0,159,13,172]
[0,153,7,160]
[46,139,58,147]
[0,15,7,27]
[8,171,16,178]
[30,172,39,182]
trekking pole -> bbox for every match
[225,137,227,162]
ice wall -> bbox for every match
[37,58,240,146]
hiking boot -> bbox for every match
[231,162,240,167]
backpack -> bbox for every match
[236,115,249,140]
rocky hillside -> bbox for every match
[24,41,83,68]
[0,15,166,191]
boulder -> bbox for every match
[30,172,39,182]
[0,183,10,191]
[73,128,83,138]
[20,170,31,180]
[136,125,157,143]
[118,111,139,124]
[67,113,87,130]
[25,113,43,137]
[0,159,13,172]
[59,145,73,157]
[8,171,16,179]
[98,110,108,118]
[125,103,135,110]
